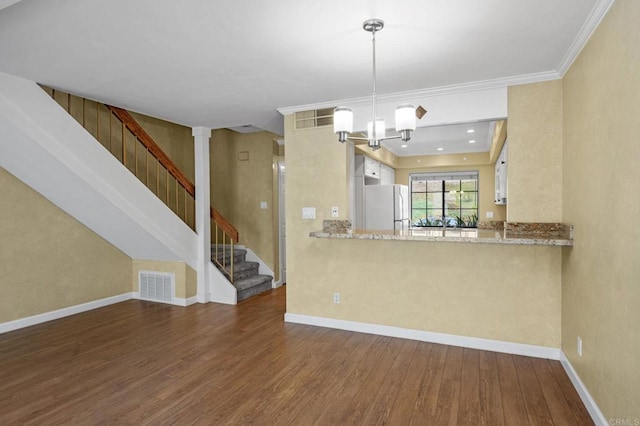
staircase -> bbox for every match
[212,246,273,301]
[15,80,271,304]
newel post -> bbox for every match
[193,126,212,303]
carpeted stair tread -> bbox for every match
[211,248,246,266]
[232,261,259,273]
[227,261,260,281]
[210,245,272,302]
[235,274,273,302]
[234,274,272,291]
[211,247,246,258]
[211,246,246,255]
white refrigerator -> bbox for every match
[364,185,410,231]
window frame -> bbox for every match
[409,171,479,228]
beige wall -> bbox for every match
[561,0,640,418]
[46,88,195,183]
[132,260,197,299]
[210,129,281,277]
[46,88,197,228]
[129,111,195,182]
[285,117,351,312]
[285,116,560,347]
[0,167,132,323]
[507,80,563,222]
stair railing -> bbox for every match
[211,207,238,283]
[44,87,239,281]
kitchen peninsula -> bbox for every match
[283,84,569,368]
[310,220,573,246]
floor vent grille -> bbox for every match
[139,271,174,303]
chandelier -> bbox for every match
[333,19,416,151]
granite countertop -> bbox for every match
[309,220,574,247]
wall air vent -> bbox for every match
[294,107,335,130]
[138,271,175,303]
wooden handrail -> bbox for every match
[107,104,239,243]
[106,105,196,197]
[45,87,241,248]
[211,207,239,243]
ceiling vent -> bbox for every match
[294,107,334,130]
[138,271,175,304]
[228,124,263,134]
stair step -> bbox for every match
[211,246,246,256]
[228,261,260,281]
[234,274,273,302]
[211,245,272,302]
[232,261,259,273]
[211,247,246,264]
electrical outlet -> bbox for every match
[486,211,494,219]
[331,206,339,218]
[333,292,340,304]
[577,336,583,357]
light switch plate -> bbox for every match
[260,201,268,209]
[302,207,316,219]
[486,211,494,219]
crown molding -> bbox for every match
[557,0,616,76]
[277,70,560,115]
[278,0,616,117]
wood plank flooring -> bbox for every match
[0,287,593,425]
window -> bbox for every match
[410,171,479,228]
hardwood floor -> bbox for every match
[0,288,593,425]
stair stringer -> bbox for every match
[238,245,276,288]
[209,262,237,305]
[0,71,198,267]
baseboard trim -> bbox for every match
[210,294,237,305]
[132,292,198,307]
[0,292,134,334]
[560,351,607,426]
[173,296,198,307]
[284,313,561,360]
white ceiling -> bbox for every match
[0,0,611,146]
[383,120,495,157]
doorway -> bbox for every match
[277,160,286,285]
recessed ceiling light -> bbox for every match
[467,129,475,133]
[469,140,476,144]
[401,143,407,148]
[437,147,444,151]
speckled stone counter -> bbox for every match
[310,220,573,246]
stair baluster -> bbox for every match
[45,86,274,298]
[44,86,241,282]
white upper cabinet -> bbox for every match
[355,155,381,180]
[380,164,396,185]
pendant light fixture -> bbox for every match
[333,19,416,151]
